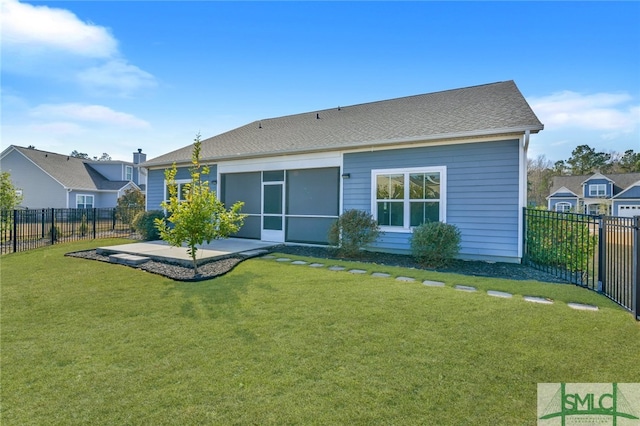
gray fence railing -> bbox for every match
[523,208,639,320]
[0,207,143,255]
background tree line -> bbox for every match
[528,145,640,207]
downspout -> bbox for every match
[518,130,531,262]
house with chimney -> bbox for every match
[0,146,147,209]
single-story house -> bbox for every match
[0,145,147,209]
[547,172,640,217]
[142,81,543,263]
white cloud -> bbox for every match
[77,59,158,97]
[0,0,117,58]
[30,103,150,129]
[0,0,156,96]
[529,91,640,133]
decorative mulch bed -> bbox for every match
[67,245,568,284]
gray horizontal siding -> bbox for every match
[344,139,522,261]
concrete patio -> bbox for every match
[96,238,279,267]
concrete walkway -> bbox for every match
[97,238,279,267]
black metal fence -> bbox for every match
[523,208,639,320]
[0,207,143,255]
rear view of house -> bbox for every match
[143,81,543,263]
[0,146,147,209]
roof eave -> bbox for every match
[143,125,544,168]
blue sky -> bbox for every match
[2,1,639,163]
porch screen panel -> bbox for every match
[286,168,339,216]
[221,172,261,239]
[286,217,335,244]
[221,172,261,214]
[233,215,261,239]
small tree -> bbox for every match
[0,172,22,238]
[328,209,380,257]
[0,172,22,210]
[155,134,246,275]
[116,188,145,229]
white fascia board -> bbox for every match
[547,186,579,198]
[612,180,640,199]
[581,173,613,185]
[217,151,341,174]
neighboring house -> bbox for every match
[0,146,148,209]
[547,172,640,217]
[143,81,543,263]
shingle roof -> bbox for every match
[144,80,543,167]
[11,146,131,191]
[549,173,640,197]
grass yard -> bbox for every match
[2,239,639,425]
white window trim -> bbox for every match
[76,194,94,209]
[125,165,133,181]
[588,184,606,197]
[371,166,447,233]
[555,202,571,212]
[164,179,191,202]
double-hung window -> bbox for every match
[588,184,606,197]
[372,166,446,230]
[125,166,133,181]
[76,195,94,209]
[555,202,571,213]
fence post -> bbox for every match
[12,209,17,253]
[598,217,605,293]
[522,207,527,265]
[51,208,55,245]
[93,208,97,239]
[634,216,639,321]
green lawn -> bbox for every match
[2,239,639,425]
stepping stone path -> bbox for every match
[524,296,554,304]
[487,290,513,298]
[567,303,598,311]
[264,256,601,315]
[455,285,477,292]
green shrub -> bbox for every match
[411,221,461,267]
[525,209,597,273]
[328,209,380,258]
[79,214,89,236]
[133,210,165,241]
[48,225,61,242]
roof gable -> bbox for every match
[547,186,579,198]
[613,180,640,199]
[7,146,131,191]
[550,172,640,198]
[144,80,543,167]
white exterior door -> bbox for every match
[261,181,285,242]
